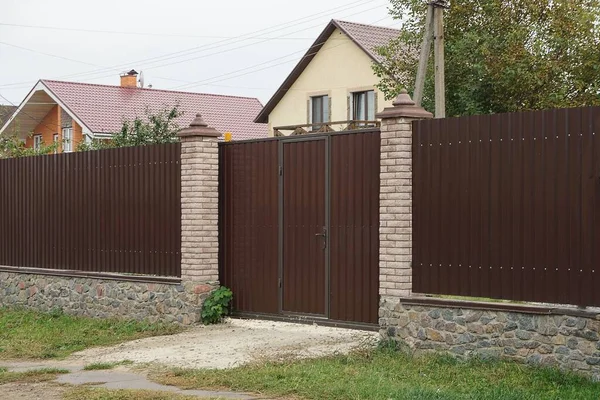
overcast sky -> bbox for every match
[0,0,397,106]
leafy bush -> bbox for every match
[0,133,60,159]
[78,106,182,151]
[201,287,233,325]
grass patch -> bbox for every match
[151,348,600,400]
[63,387,203,400]
[0,367,69,385]
[0,307,183,360]
[84,360,135,370]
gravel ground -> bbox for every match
[0,382,66,400]
[69,318,379,369]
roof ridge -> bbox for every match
[40,79,263,102]
[332,19,401,33]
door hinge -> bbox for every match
[278,278,282,288]
[279,165,283,176]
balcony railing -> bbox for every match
[273,120,380,136]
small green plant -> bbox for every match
[201,286,233,325]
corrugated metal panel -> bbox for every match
[282,138,327,315]
[0,143,181,277]
[413,106,600,307]
[329,130,380,324]
[219,140,279,314]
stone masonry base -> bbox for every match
[380,297,600,381]
[0,271,217,325]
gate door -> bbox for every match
[281,138,327,316]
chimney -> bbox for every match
[120,69,138,87]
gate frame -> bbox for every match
[219,127,381,330]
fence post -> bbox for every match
[178,114,221,286]
[376,90,432,322]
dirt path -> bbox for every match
[1,319,378,399]
[0,381,66,400]
[69,318,378,369]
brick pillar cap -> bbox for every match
[178,114,221,138]
[376,89,433,120]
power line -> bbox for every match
[0,22,318,40]
[169,16,395,91]
[0,93,64,134]
[0,41,101,68]
[0,0,380,88]
[0,41,196,90]
[0,16,399,102]
[139,3,388,74]
[63,1,386,81]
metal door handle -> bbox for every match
[315,227,327,250]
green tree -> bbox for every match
[0,134,59,159]
[373,0,600,116]
[78,106,182,151]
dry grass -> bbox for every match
[63,387,210,400]
[0,368,69,385]
[84,360,135,370]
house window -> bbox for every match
[310,95,329,129]
[352,90,375,121]
[53,134,59,154]
[33,135,42,150]
[62,128,73,153]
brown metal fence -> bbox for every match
[413,106,600,307]
[0,143,182,277]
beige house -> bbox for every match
[255,20,400,135]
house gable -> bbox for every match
[0,81,94,141]
[265,27,393,133]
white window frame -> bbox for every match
[33,134,42,150]
[62,127,73,153]
[53,133,59,154]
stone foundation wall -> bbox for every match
[381,298,600,381]
[0,271,217,325]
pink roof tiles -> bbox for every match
[42,80,268,140]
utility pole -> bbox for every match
[413,4,434,108]
[413,0,448,118]
[433,1,446,118]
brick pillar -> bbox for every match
[376,90,432,307]
[178,114,221,283]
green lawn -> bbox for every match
[0,308,183,359]
[152,345,600,400]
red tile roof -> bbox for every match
[42,80,268,140]
[255,19,400,123]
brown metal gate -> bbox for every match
[282,138,328,316]
[219,129,380,326]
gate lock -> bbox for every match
[315,226,327,250]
